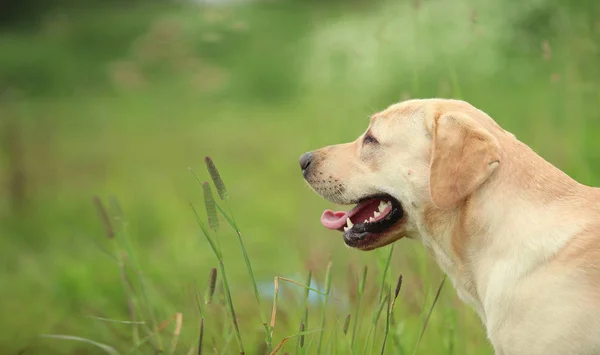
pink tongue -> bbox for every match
[320,210,350,230]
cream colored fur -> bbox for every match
[303,98,600,355]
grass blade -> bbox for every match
[275,276,326,296]
[297,270,312,355]
[271,274,329,348]
[363,293,389,355]
[380,288,392,355]
[86,316,145,325]
[269,329,323,355]
[412,276,447,355]
[193,281,206,319]
[126,312,181,354]
[443,307,456,355]
[215,257,244,353]
[350,266,367,349]
[371,246,395,352]
[351,266,367,350]
[41,335,119,355]
[101,196,156,349]
[316,261,333,355]
[198,318,204,355]
[378,245,395,303]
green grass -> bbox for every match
[0,0,599,353]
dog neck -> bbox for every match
[421,136,593,328]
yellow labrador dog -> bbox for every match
[299,98,600,355]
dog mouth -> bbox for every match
[320,194,405,249]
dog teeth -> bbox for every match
[344,218,354,231]
[347,201,393,229]
[378,201,391,212]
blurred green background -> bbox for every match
[1,0,599,354]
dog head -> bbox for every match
[300,98,508,251]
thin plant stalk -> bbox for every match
[378,245,395,302]
[316,261,333,355]
[443,307,456,355]
[216,201,270,343]
[198,318,204,355]
[390,311,405,355]
[191,185,245,354]
[372,245,395,351]
[269,275,328,350]
[95,197,150,350]
[297,270,312,355]
[350,266,368,350]
[412,276,447,355]
[380,289,392,355]
[269,328,323,355]
[363,294,389,355]
[269,276,281,341]
[193,282,206,320]
[126,312,182,354]
[218,263,243,354]
[198,160,272,349]
[388,274,404,354]
[220,330,236,354]
[111,197,162,351]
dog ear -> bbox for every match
[429,111,501,209]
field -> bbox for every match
[1,0,599,354]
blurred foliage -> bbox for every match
[0,0,599,353]
[1,0,167,27]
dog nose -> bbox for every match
[299,152,313,172]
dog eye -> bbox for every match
[363,134,378,145]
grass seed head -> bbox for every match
[394,274,403,301]
[343,314,351,335]
[205,156,228,201]
[205,267,218,304]
[93,196,114,239]
[201,182,219,231]
[299,323,305,348]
